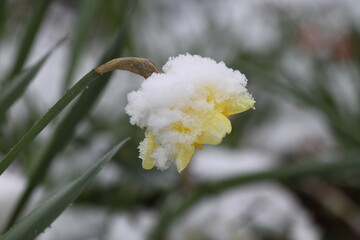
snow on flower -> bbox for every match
[125,54,255,172]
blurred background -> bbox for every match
[1,0,360,239]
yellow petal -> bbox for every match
[197,112,232,145]
[193,143,203,150]
[222,93,255,116]
[139,131,156,170]
[175,145,195,173]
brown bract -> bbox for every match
[93,57,161,78]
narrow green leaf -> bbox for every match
[2,0,139,228]
[150,151,360,239]
[62,0,102,90]
[0,138,129,240]
[5,0,53,80]
[271,75,360,145]
[0,37,66,118]
[0,0,5,40]
[0,70,101,174]
[242,62,360,146]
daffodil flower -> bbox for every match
[126,54,255,172]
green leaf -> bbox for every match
[2,0,139,229]
[0,138,129,240]
[62,0,102,90]
[150,151,360,239]
[0,70,101,174]
[0,36,66,118]
[0,0,5,40]
[241,61,360,146]
[5,0,53,80]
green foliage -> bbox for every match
[150,151,360,239]
[0,37,66,120]
[5,0,53,80]
[0,0,5,40]
[0,1,359,239]
[62,0,102,90]
[0,139,128,240]
[0,70,101,175]
[0,1,140,238]
[3,0,138,228]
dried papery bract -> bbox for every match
[93,57,160,78]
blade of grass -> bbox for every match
[0,0,5,40]
[3,0,139,229]
[0,70,101,174]
[0,138,129,239]
[232,55,360,146]
[241,62,360,146]
[62,0,102,90]
[150,151,360,239]
[275,74,360,146]
[0,37,66,119]
[5,0,53,80]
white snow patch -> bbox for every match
[126,54,253,170]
